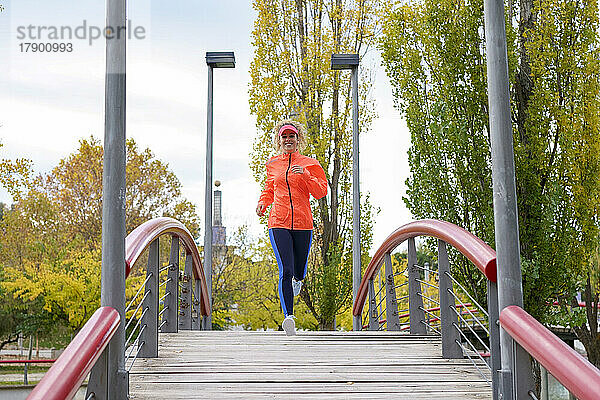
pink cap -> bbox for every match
[278,124,298,136]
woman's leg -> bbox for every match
[269,228,294,316]
[291,229,312,281]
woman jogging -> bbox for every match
[256,120,327,336]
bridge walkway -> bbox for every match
[129,330,491,399]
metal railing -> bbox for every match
[354,219,600,400]
[27,307,120,400]
[27,217,211,400]
[500,305,600,400]
[353,220,500,397]
[88,217,210,399]
[361,253,492,385]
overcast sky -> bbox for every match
[0,0,412,253]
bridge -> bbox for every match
[26,218,600,400]
[18,0,600,398]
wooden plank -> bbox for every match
[129,331,492,399]
[129,382,491,399]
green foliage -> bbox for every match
[44,137,200,249]
[250,0,381,329]
[0,142,32,202]
[380,0,600,325]
[379,0,493,307]
[211,226,317,330]
[0,137,202,344]
[2,250,101,331]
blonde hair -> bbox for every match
[272,119,307,152]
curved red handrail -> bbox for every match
[500,305,600,400]
[353,219,496,316]
[27,307,120,400]
[125,217,210,316]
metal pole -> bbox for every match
[139,239,159,358]
[203,65,213,330]
[162,236,179,333]
[407,238,426,335]
[179,253,193,330]
[384,252,401,331]
[438,240,461,358]
[94,0,128,397]
[483,0,532,397]
[351,64,362,332]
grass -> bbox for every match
[0,380,41,386]
[0,365,51,373]
[0,365,49,387]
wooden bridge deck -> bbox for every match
[129,331,492,399]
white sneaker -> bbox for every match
[282,315,296,336]
[292,278,302,296]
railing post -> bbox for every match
[384,253,401,331]
[139,239,159,358]
[408,238,426,335]
[192,278,202,330]
[540,365,549,400]
[86,350,108,399]
[162,236,179,333]
[438,240,461,358]
[368,279,379,331]
[179,253,192,330]
[488,280,501,400]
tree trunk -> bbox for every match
[319,318,335,330]
[515,0,537,259]
[573,275,600,368]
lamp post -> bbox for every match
[483,0,533,398]
[87,1,128,398]
[203,52,235,330]
[331,53,361,331]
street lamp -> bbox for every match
[331,53,361,331]
[483,0,531,397]
[203,51,235,330]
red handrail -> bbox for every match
[27,307,120,400]
[500,305,600,400]
[125,217,210,316]
[353,220,496,316]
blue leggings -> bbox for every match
[269,228,312,317]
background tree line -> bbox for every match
[0,135,355,348]
[0,138,201,348]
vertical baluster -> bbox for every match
[408,237,426,335]
[488,279,501,400]
[384,252,401,331]
[139,239,159,357]
[377,269,383,323]
[438,239,461,358]
[368,279,379,330]
[179,253,193,330]
[162,236,179,333]
[192,279,202,330]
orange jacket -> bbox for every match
[258,151,328,230]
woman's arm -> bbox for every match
[256,170,274,216]
[303,163,328,200]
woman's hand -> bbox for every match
[290,165,304,174]
[256,203,267,216]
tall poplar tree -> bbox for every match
[380,0,600,364]
[249,0,380,329]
